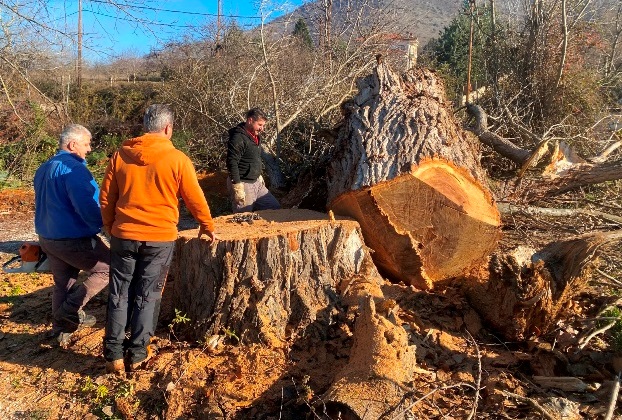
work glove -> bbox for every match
[258,175,264,185]
[232,182,246,207]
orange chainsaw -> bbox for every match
[2,242,51,273]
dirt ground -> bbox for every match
[0,182,621,419]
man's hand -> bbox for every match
[101,226,111,241]
[198,226,217,242]
[232,182,245,207]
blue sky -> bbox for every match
[46,0,305,62]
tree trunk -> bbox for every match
[171,209,382,345]
[327,63,500,288]
[171,209,421,413]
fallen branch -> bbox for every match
[465,330,481,420]
[590,141,622,164]
[466,104,622,201]
[389,383,476,420]
[577,320,616,350]
[498,203,622,226]
[597,269,622,288]
[501,390,557,420]
[465,103,530,164]
[532,376,588,392]
[605,372,621,420]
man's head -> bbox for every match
[244,108,267,136]
[59,124,92,160]
[144,104,174,138]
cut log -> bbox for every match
[327,63,500,288]
[330,158,500,289]
[465,232,617,340]
[171,209,383,345]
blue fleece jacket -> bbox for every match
[34,150,103,239]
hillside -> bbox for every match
[273,0,464,47]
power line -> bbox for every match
[84,9,200,28]
[83,9,256,29]
[87,0,262,20]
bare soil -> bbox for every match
[0,183,620,419]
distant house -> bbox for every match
[385,33,418,71]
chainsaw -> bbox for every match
[2,242,51,273]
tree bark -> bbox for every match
[171,209,382,345]
[171,209,423,413]
[327,63,500,288]
[327,64,488,203]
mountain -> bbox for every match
[273,0,465,48]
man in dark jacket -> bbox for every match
[226,108,280,213]
[34,124,110,347]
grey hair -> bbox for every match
[59,124,91,149]
[143,104,174,132]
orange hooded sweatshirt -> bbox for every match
[100,133,214,241]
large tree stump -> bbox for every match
[327,63,500,288]
[171,209,382,345]
[172,209,420,415]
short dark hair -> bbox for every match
[245,108,267,121]
[144,104,174,132]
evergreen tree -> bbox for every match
[293,18,314,49]
[422,1,510,103]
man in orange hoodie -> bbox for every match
[100,104,216,374]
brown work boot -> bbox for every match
[128,343,156,372]
[105,359,125,375]
[146,342,156,360]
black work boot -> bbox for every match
[54,308,96,333]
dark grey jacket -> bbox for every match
[226,123,262,183]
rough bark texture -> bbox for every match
[327,63,487,203]
[465,233,609,340]
[172,209,419,415]
[171,209,381,345]
[326,64,500,288]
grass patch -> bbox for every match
[601,307,622,351]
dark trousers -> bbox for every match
[228,177,280,213]
[103,236,174,364]
[39,236,110,333]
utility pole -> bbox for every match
[216,0,222,45]
[490,0,498,103]
[466,0,475,104]
[77,0,83,91]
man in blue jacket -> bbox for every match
[34,124,110,346]
[226,108,280,213]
